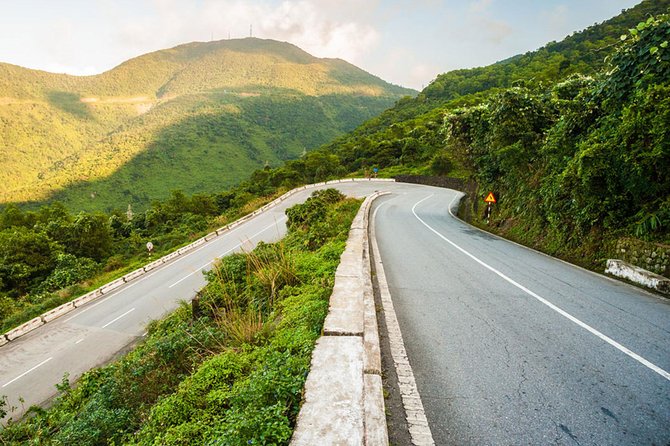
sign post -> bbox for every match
[146,241,154,256]
[483,192,496,224]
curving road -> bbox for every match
[0,180,396,423]
[2,181,669,445]
[372,186,670,445]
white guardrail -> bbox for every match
[1,178,395,344]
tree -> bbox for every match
[65,213,113,261]
[0,228,58,293]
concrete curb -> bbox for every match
[1,179,395,344]
[292,191,390,446]
[606,259,670,295]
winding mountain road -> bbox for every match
[0,181,391,423]
[372,186,670,445]
[1,181,668,446]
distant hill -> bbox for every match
[0,38,414,211]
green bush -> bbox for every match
[0,192,361,445]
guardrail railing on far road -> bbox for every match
[0,178,396,344]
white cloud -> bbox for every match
[107,0,380,68]
[478,17,513,43]
[469,0,493,14]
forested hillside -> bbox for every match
[0,38,413,211]
[231,0,670,263]
[2,2,667,332]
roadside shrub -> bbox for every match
[0,192,362,445]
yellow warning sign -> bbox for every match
[484,192,497,203]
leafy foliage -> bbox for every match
[230,2,670,266]
[0,191,360,445]
[441,12,670,263]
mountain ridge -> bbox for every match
[0,38,414,210]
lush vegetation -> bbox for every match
[0,38,413,211]
[0,182,282,333]
[0,189,359,445]
[1,1,669,443]
[3,1,668,334]
[233,1,670,269]
[444,13,670,263]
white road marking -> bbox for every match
[64,215,273,322]
[75,339,84,344]
[372,197,436,445]
[168,216,287,288]
[2,357,53,388]
[101,308,135,329]
[413,194,670,382]
[64,265,165,322]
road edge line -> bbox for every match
[416,194,670,383]
[445,193,668,300]
[370,197,436,446]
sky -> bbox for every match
[0,0,643,90]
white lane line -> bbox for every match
[101,308,135,329]
[372,196,436,445]
[413,194,670,382]
[168,216,287,288]
[64,263,169,322]
[2,357,53,388]
[168,260,216,289]
[75,339,84,344]
[65,215,278,322]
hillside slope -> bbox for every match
[0,38,413,211]
[233,0,670,263]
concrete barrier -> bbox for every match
[292,337,365,445]
[191,238,206,248]
[100,278,125,295]
[0,334,8,347]
[606,259,670,295]
[1,179,397,345]
[292,191,389,445]
[5,317,45,341]
[73,290,101,307]
[144,259,163,272]
[42,301,76,323]
[162,251,180,263]
[123,268,146,283]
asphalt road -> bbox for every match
[0,180,397,423]
[373,186,670,445]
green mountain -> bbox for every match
[242,0,670,258]
[0,38,414,211]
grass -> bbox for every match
[0,190,361,445]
